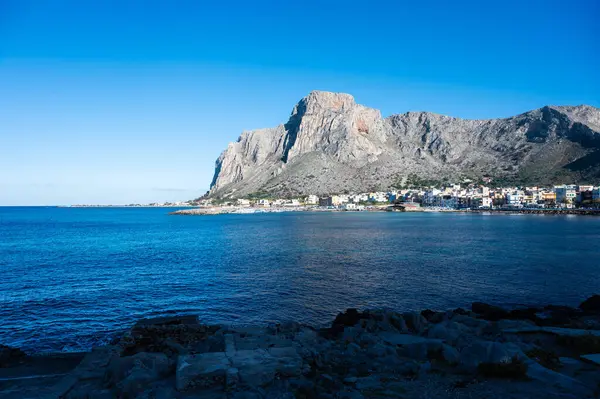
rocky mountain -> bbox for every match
[208,91,600,198]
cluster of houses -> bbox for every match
[419,184,600,209]
[198,184,600,210]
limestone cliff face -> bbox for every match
[209,91,600,198]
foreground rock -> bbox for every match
[1,296,599,398]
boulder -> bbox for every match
[332,309,365,328]
[581,353,600,366]
[327,309,369,337]
[366,343,390,358]
[495,319,536,331]
[176,352,230,391]
[503,326,600,337]
[538,305,579,327]
[230,347,304,388]
[526,362,593,397]
[441,344,460,364]
[0,344,27,368]
[341,327,361,344]
[471,302,509,321]
[133,315,199,328]
[231,393,261,399]
[354,375,381,390]
[508,307,540,322]
[453,308,470,316]
[117,369,161,397]
[378,332,441,347]
[106,352,173,396]
[421,309,444,323]
[450,314,491,337]
[402,312,428,334]
[377,332,444,361]
[121,320,223,356]
[338,390,364,399]
[427,322,456,341]
[138,385,179,399]
[579,295,600,312]
[389,314,408,332]
[459,341,518,372]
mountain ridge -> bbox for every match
[208,91,600,198]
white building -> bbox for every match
[256,199,270,207]
[506,191,524,206]
[283,199,301,207]
[368,192,387,203]
[474,197,492,208]
[351,194,368,203]
[337,195,350,204]
[237,199,251,206]
[305,195,319,205]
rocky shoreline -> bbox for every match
[170,207,600,217]
[1,296,599,398]
[471,209,600,216]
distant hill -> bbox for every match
[208,91,600,198]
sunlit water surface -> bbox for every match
[1,207,599,352]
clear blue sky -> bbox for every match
[1,0,598,205]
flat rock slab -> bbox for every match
[542,327,600,337]
[177,347,304,391]
[234,337,294,351]
[526,362,593,396]
[378,332,442,346]
[177,352,230,391]
[581,354,600,366]
[503,326,600,337]
[231,347,303,387]
[51,346,119,397]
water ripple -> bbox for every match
[1,207,599,352]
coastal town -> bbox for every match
[168,182,600,215]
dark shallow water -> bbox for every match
[1,207,599,353]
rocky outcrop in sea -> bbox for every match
[208,91,600,198]
[1,296,600,398]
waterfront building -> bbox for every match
[305,195,319,205]
[506,191,524,206]
[422,189,441,206]
[256,199,270,207]
[541,191,556,205]
[439,195,457,208]
[337,195,350,204]
[368,192,387,203]
[319,197,333,207]
[471,197,492,208]
[555,185,577,204]
[283,199,301,207]
[237,199,251,206]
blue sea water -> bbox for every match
[0,207,599,353]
